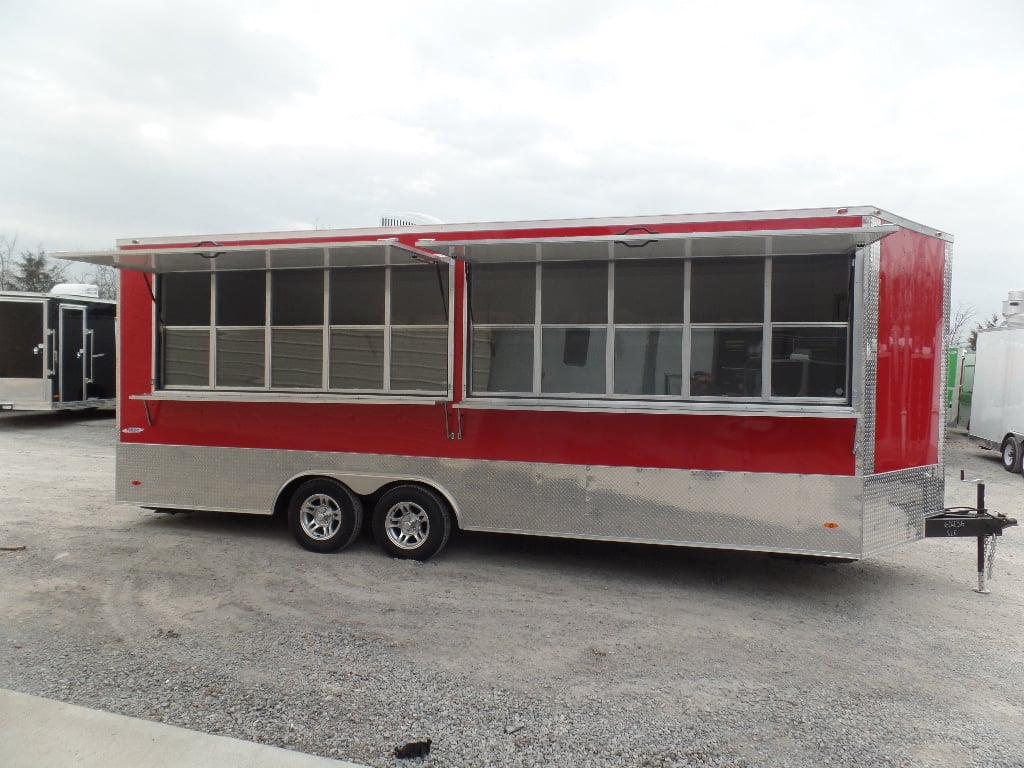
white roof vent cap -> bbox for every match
[49,284,100,299]
[1004,289,1024,326]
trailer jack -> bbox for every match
[925,474,1018,594]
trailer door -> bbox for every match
[58,305,86,402]
[85,305,115,399]
[0,300,46,379]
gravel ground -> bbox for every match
[1,410,1023,768]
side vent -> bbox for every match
[380,212,445,227]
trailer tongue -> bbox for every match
[925,476,1019,593]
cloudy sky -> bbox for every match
[1,0,1021,322]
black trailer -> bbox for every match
[0,285,115,411]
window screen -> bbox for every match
[330,268,384,325]
[542,262,607,324]
[273,270,324,326]
[390,266,449,325]
[772,255,850,322]
[217,272,266,327]
[690,258,763,324]
[614,260,684,324]
[156,263,449,395]
[160,273,210,326]
[466,249,850,403]
[471,263,535,324]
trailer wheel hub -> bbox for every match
[385,502,429,549]
[298,493,342,540]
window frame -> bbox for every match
[465,251,853,406]
[156,262,452,399]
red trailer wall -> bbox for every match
[874,228,946,472]
[117,399,857,476]
[115,216,870,478]
[116,257,856,476]
[118,269,155,432]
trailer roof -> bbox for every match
[100,205,950,247]
[0,290,115,305]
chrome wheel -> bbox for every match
[372,484,452,560]
[299,493,342,541]
[384,501,430,550]
[287,478,363,553]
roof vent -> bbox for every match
[49,283,100,299]
[1003,290,1024,326]
[380,212,445,227]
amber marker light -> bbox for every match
[823,522,840,529]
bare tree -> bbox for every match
[0,234,17,290]
[85,264,119,300]
[968,313,1002,351]
[945,301,976,349]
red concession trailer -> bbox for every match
[59,206,1016,564]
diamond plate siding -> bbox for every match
[938,240,953,470]
[861,465,943,556]
[117,443,867,558]
[858,238,881,475]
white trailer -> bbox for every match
[969,290,1024,476]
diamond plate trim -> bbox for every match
[937,240,953,470]
[858,238,881,475]
[117,443,868,558]
[861,465,943,556]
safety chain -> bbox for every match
[986,534,998,580]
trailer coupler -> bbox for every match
[924,479,1018,594]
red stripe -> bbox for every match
[119,399,856,476]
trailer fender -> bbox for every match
[999,434,1024,474]
[274,472,463,526]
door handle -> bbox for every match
[47,330,56,376]
[85,329,95,383]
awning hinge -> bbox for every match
[442,401,463,440]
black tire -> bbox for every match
[372,485,452,561]
[1000,436,1022,474]
[287,478,363,553]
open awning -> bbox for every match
[56,225,898,271]
[53,239,449,273]
[414,225,898,262]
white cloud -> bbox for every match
[139,122,170,142]
[1,0,1022,315]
